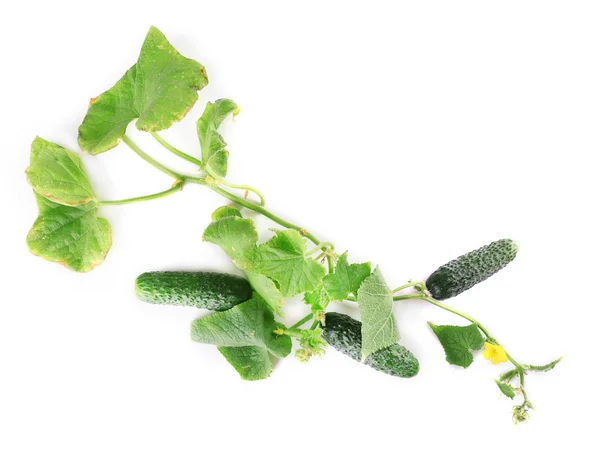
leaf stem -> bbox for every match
[123,135,208,184]
[305,242,335,257]
[280,328,303,338]
[290,313,313,330]
[392,293,424,301]
[213,177,266,206]
[186,176,209,185]
[123,135,185,181]
[392,281,426,294]
[120,137,331,261]
[209,185,323,246]
[421,296,495,341]
[97,181,183,206]
[151,132,203,167]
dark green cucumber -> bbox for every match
[321,312,419,378]
[426,239,518,300]
[135,271,252,311]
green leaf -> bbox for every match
[203,216,257,260]
[217,346,274,381]
[323,252,371,301]
[211,205,242,221]
[236,230,326,297]
[495,380,516,399]
[78,26,208,154]
[27,194,112,272]
[26,137,96,206]
[191,296,292,380]
[197,98,240,177]
[428,322,484,368]
[191,296,290,353]
[202,212,284,313]
[304,287,330,313]
[245,271,285,315]
[357,267,399,360]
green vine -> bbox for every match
[24,26,561,423]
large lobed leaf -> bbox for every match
[203,216,258,260]
[357,267,399,360]
[236,229,326,298]
[25,138,111,272]
[323,252,371,301]
[78,26,208,154]
[26,137,96,206]
[203,211,325,312]
[217,346,276,381]
[191,296,292,380]
[428,322,484,368]
[27,194,112,273]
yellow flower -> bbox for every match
[482,342,509,364]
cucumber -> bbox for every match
[135,271,252,311]
[426,239,518,300]
[321,312,419,378]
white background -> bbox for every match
[1,1,598,454]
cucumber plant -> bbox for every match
[25,26,561,423]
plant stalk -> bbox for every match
[151,132,203,167]
[123,135,184,181]
[98,181,183,206]
[289,313,313,330]
[122,135,333,270]
[421,296,495,341]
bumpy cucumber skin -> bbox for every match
[426,239,518,301]
[135,271,252,311]
[321,312,419,378]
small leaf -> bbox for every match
[197,99,240,177]
[27,194,112,272]
[26,137,96,206]
[245,272,284,314]
[191,296,292,380]
[357,267,399,360]
[304,287,330,313]
[211,206,242,221]
[203,216,258,260]
[428,322,484,368]
[236,230,326,297]
[323,252,371,301]
[495,380,516,399]
[78,26,208,154]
